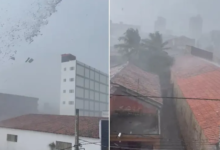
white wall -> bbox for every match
[0,128,100,150]
[60,60,76,115]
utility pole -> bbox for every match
[75,109,79,150]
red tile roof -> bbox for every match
[0,114,106,139]
[173,55,220,144]
[111,62,162,104]
[177,70,220,144]
[172,55,219,79]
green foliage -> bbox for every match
[114,29,174,75]
[114,28,141,60]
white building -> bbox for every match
[0,114,104,150]
[60,54,109,117]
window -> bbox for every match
[76,87,84,98]
[69,89,74,93]
[85,68,90,78]
[63,79,66,82]
[90,91,94,100]
[84,100,89,109]
[69,78,74,82]
[100,93,107,101]
[90,70,95,79]
[100,84,106,93]
[100,74,107,84]
[76,76,84,87]
[85,79,89,88]
[76,64,84,76]
[95,72,99,81]
[56,141,72,150]
[69,101,74,105]
[95,92,99,101]
[76,99,84,109]
[95,82,99,91]
[89,101,94,110]
[64,68,66,71]
[63,101,65,104]
[100,103,106,111]
[7,134,17,142]
[90,80,94,89]
[70,67,74,70]
[63,90,66,93]
[85,90,89,99]
[95,102,100,111]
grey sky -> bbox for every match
[0,0,108,113]
[110,0,220,36]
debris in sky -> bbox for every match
[10,56,15,60]
[0,0,63,64]
[25,57,30,62]
[28,58,34,63]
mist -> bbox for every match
[0,0,108,117]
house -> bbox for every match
[0,114,106,150]
[171,53,220,150]
[110,62,162,150]
[0,93,38,121]
[167,36,195,56]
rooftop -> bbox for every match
[172,55,219,79]
[111,62,162,104]
[0,114,106,139]
[173,54,220,144]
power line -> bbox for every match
[110,94,220,102]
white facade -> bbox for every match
[0,128,100,150]
[60,55,109,117]
[60,59,76,116]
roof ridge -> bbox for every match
[111,61,129,79]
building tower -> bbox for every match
[154,17,166,34]
[189,15,203,40]
[60,54,109,117]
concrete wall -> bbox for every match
[172,80,216,150]
[60,59,76,116]
[0,128,100,150]
[0,93,38,121]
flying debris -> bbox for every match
[25,57,30,62]
[29,58,34,63]
[25,57,34,63]
[10,56,15,60]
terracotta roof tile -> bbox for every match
[0,114,106,138]
[172,55,219,79]
[177,70,220,144]
[111,62,162,104]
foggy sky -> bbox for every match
[0,0,108,113]
[110,0,220,36]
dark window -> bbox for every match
[56,141,72,150]
[63,79,66,82]
[69,90,74,93]
[63,90,66,93]
[69,101,74,105]
[7,134,17,142]
[70,67,74,70]
[70,78,74,82]
[63,101,65,104]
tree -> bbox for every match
[114,28,141,60]
[141,32,174,75]
[142,31,170,51]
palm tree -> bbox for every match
[114,28,141,60]
[142,31,169,52]
[139,32,173,75]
